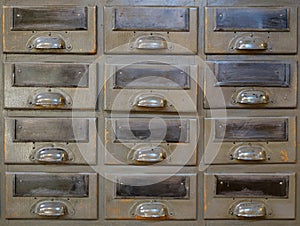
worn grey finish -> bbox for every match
[4,62,97,110]
[205,7,297,54]
[105,117,198,165]
[204,117,296,164]
[5,117,97,164]
[3,6,96,53]
[204,173,295,219]
[105,173,197,219]
[6,172,98,219]
[104,6,198,54]
[104,57,198,113]
[204,60,297,108]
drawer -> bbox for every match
[204,173,295,219]
[105,62,197,113]
[205,7,297,54]
[4,117,97,165]
[4,62,97,110]
[105,117,197,165]
[204,61,297,108]
[3,6,96,54]
[6,172,97,219]
[204,117,296,164]
[105,173,196,220]
[104,6,198,54]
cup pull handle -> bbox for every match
[135,202,168,218]
[30,36,66,49]
[232,146,267,161]
[134,95,167,108]
[32,147,70,163]
[132,147,166,163]
[134,35,168,50]
[34,201,68,217]
[235,36,268,50]
[32,92,66,107]
[232,202,267,218]
[235,90,269,104]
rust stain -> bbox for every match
[104,129,109,144]
[280,150,289,162]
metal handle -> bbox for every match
[134,35,168,50]
[134,94,167,108]
[30,36,66,49]
[233,202,267,218]
[235,36,268,50]
[34,201,68,217]
[232,146,267,161]
[32,92,66,107]
[235,90,269,104]
[132,147,166,163]
[33,147,70,163]
[135,202,168,218]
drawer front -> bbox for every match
[4,117,97,164]
[204,61,297,108]
[204,117,296,164]
[104,6,198,54]
[105,173,196,219]
[204,173,295,219]
[205,7,297,54]
[4,62,97,110]
[3,6,96,54]
[105,117,197,165]
[6,172,97,219]
[105,61,197,113]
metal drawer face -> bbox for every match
[4,117,97,165]
[6,172,97,219]
[105,117,197,165]
[104,6,198,54]
[205,7,297,54]
[204,117,296,164]
[3,6,96,54]
[105,174,196,220]
[204,61,297,108]
[4,62,97,110]
[204,173,295,219]
[105,62,197,113]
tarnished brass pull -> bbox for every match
[232,146,267,161]
[133,35,168,50]
[134,94,167,108]
[135,202,168,218]
[32,147,70,163]
[235,36,268,50]
[34,201,68,217]
[232,202,267,218]
[132,147,166,163]
[31,37,66,49]
[235,90,269,104]
[33,92,66,107]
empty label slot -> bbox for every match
[113,7,189,31]
[14,118,89,142]
[215,118,288,142]
[13,64,89,87]
[215,8,289,31]
[115,119,188,143]
[116,176,188,198]
[14,174,89,197]
[12,7,88,31]
[215,175,288,198]
[114,63,189,89]
[213,62,290,87]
